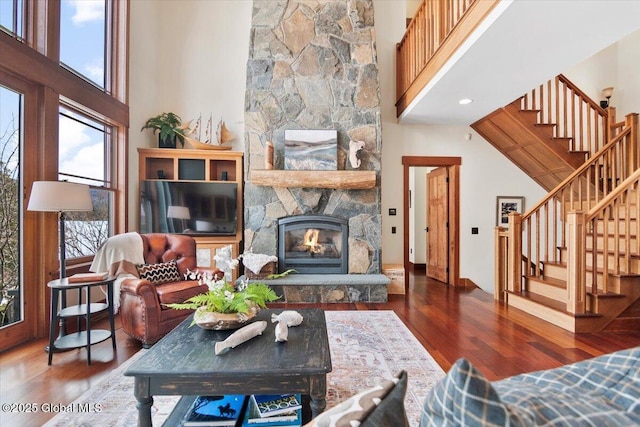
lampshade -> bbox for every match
[167,205,191,220]
[602,87,614,98]
[27,181,93,212]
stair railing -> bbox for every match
[566,114,639,311]
[521,74,608,156]
[505,114,638,304]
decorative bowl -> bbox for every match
[193,305,259,330]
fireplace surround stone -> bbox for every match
[243,0,382,276]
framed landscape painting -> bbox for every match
[496,196,524,227]
[284,129,337,170]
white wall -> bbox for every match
[409,167,429,264]
[129,1,634,294]
[565,29,640,117]
[129,0,252,226]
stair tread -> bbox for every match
[525,274,566,288]
[507,290,602,318]
[560,245,640,259]
[587,291,626,298]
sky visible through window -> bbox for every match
[1,1,107,184]
[60,0,105,87]
[59,0,106,185]
[0,0,23,36]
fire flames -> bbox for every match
[303,229,326,254]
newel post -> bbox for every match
[566,212,586,314]
[507,213,522,294]
[494,226,508,301]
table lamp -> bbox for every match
[28,181,93,346]
[28,181,94,279]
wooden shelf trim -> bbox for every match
[250,170,376,189]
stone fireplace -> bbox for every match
[278,215,349,274]
[244,0,382,276]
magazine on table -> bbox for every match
[183,395,248,426]
[250,394,302,419]
[241,394,302,426]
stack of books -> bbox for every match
[183,395,247,426]
[241,394,302,427]
[181,394,302,427]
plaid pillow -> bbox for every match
[420,358,525,427]
[312,370,409,427]
[136,260,181,285]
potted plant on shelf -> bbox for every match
[141,112,189,149]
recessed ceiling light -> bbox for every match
[459,98,473,105]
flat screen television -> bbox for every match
[140,180,238,236]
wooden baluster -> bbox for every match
[627,113,638,172]
[554,77,560,139]
[552,199,558,262]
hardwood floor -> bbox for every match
[1,268,639,426]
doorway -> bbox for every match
[402,156,461,288]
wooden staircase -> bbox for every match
[472,99,586,191]
[491,75,640,333]
[472,75,606,191]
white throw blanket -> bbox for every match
[90,232,145,313]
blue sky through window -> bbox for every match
[0,0,23,36]
[58,1,107,186]
[0,1,107,185]
[60,0,106,88]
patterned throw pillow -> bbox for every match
[311,370,409,427]
[420,358,525,427]
[136,260,181,285]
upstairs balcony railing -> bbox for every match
[395,0,499,116]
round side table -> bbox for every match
[47,275,117,365]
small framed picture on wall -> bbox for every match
[496,196,525,227]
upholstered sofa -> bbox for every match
[305,347,640,426]
[119,233,216,347]
[420,346,640,426]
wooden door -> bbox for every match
[426,167,449,282]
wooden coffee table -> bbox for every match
[124,308,332,427]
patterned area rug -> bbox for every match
[43,310,445,427]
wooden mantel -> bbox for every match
[250,169,376,189]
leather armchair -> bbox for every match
[119,233,217,347]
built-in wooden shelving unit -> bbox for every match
[138,148,244,276]
[250,170,376,189]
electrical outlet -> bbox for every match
[471,227,479,234]
[391,226,396,234]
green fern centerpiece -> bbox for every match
[165,273,280,329]
[167,280,279,314]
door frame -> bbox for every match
[402,156,461,290]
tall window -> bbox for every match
[60,0,107,89]
[59,106,112,258]
[0,85,23,328]
[0,1,127,348]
